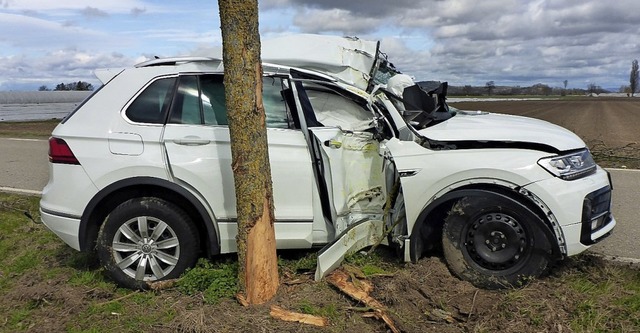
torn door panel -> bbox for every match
[315,219,385,281]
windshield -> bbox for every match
[368,47,402,92]
[372,57,401,87]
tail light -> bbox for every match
[49,137,80,165]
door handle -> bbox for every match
[323,139,342,149]
[173,136,211,146]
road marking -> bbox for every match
[591,253,640,269]
[606,168,640,173]
[4,138,47,142]
[0,186,42,196]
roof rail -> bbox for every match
[134,57,221,68]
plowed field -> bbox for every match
[450,97,640,168]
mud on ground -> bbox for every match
[2,241,638,332]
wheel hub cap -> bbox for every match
[465,212,528,270]
[111,216,181,282]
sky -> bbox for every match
[1,0,639,91]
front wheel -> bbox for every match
[97,198,200,289]
[442,193,552,289]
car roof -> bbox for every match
[96,56,343,88]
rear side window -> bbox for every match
[126,77,177,124]
[168,75,291,128]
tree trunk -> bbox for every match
[218,0,279,305]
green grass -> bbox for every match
[344,249,397,276]
[176,258,239,304]
[565,264,640,332]
[0,119,58,138]
[298,300,340,320]
[278,249,318,273]
[0,194,45,289]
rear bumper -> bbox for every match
[40,208,81,251]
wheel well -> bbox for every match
[80,181,218,257]
[410,184,561,262]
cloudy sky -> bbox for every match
[1,0,639,91]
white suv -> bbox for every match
[40,35,615,289]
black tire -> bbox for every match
[442,193,552,289]
[97,197,200,289]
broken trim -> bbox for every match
[421,139,561,154]
[315,220,385,281]
[518,187,567,255]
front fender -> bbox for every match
[407,188,560,263]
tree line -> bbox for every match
[38,81,94,91]
[437,82,606,97]
[429,59,640,97]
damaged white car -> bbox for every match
[40,34,615,289]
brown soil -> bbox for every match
[450,97,640,168]
[2,242,638,333]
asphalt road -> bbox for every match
[0,137,48,194]
[590,168,640,260]
[0,137,637,260]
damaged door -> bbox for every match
[310,127,389,279]
[288,74,395,279]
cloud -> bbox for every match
[267,0,640,88]
[0,13,104,49]
[2,0,639,90]
[1,0,155,14]
[80,6,109,18]
[0,50,134,90]
[292,8,382,34]
[130,7,146,16]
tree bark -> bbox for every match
[218,0,279,305]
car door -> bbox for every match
[291,77,388,233]
[161,74,315,252]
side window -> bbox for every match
[166,74,293,129]
[169,76,202,125]
[126,77,176,124]
[200,75,228,125]
[263,77,289,129]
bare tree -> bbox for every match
[218,0,279,305]
[630,59,639,97]
[485,81,495,96]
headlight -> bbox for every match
[538,149,597,180]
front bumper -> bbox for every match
[524,167,616,256]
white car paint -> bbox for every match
[420,112,586,151]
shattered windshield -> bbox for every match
[371,55,401,87]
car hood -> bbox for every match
[418,111,585,152]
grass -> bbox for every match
[298,300,340,320]
[344,249,397,276]
[0,119,58,138]
[177,258,239,304]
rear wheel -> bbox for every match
[442,193,552,289]
[97,198,199,289]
